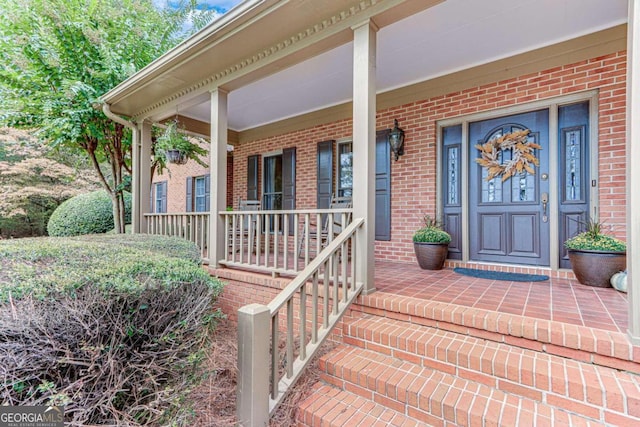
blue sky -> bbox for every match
[153,0,244,14]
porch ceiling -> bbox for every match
[106,0,627,133]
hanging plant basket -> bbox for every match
[166,148,187,165]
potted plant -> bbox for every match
[155,119,201,165]
[564,218,626,287]
[413,215,451,270]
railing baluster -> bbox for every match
[342,241,348,302]
[332,252,339,315]
[271,313,279,399]
[283,213,289,272]
[304,213,310,266]
[274,214,280,270]
[256,212,262,266]
[265,215,271,268]
[232,215,237,263]
[323,259,329,329]
[311,271,318,344]
[224,214,230,262]
[286,300,293,378]
[293,214,299,272]
[300,282,307,360]
[238,214,246,264]
[315,213,321,259]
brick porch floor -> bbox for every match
[374,260,629,334]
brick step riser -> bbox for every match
[338,317,640,425]
[318,345,607,426]
[350,293,639,370]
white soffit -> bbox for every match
[181,0,627,131]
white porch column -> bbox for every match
[209,88,228,267]
[627,0,640,344]
[352,20,378,294]
[132,120,152,233]
[131,124,141,233]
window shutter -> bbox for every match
[247,155,259,201]
[282,147,296,210]
[375,130,391,241]
[185,177,193,212]
[161,181,168,214]
[317,140,334,209]
[205,174,211,211]
[282,147,296,234]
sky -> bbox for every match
[153,0,245,15]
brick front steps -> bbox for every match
[297,293,640,426]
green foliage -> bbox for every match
[0,0,214,232]
[413,214,451,243]
[0,234,224,425]
[413,227,451,244]
[47,190,131,237]
[0,128,100,238]
[564,232,626,252]
[0,233,218,302]
[152,119,209,176]
[564,217,626,252]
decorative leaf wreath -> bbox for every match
[475,129,541,182]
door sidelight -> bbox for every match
[541,192,549,223]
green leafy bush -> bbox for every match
[0,234,224,425]
[47,190,131,237]
[564,218,626,252]
[412,215,451,244]
[564,232,626,252]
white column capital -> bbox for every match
[351,18,379,33]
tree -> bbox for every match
[0,128,99,238]
[0,0,212,233]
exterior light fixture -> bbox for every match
[388,119,405,161]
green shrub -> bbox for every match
[0,234,224,425]
[412,214,451,244]
[564,217,626,252]
[413,227,452,244]
[47,190,132,237]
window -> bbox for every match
[337,142,353,197]
[186,175,209,212]
[263,154,283,210]
[153,181,167,213]
[194,176,207,212]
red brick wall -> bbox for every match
[232,51,627,263]
[152,147,234,212]
[159,51,628,263]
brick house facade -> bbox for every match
[154,49,627,265]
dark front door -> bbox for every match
[469,109,550,266]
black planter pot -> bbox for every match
[567,249,626,288]
[413,242,449,270]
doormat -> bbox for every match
[453,267,549,282]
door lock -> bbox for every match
[541,192,549,223]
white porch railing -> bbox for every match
[144,213,209,263]
[236,218,364,426]
[219,208,352,275]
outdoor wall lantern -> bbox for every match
[388,119,405,161]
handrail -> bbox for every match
[236,218,365,425]
[220,208,353,274]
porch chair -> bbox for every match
[232,198,261,253]
[299,195,352,258]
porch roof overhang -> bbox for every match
[102,0,628,137]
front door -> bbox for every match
[469,109,550,266]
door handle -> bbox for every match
[541,192,549,223]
